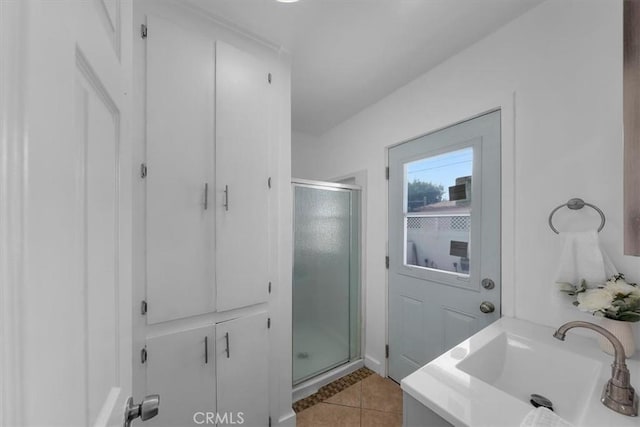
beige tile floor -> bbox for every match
[296,374,403,427]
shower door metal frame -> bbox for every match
[291,179,363,385]
[292,178,362,192]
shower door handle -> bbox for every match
[224,332,230,358]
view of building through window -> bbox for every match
[405,147,473,274]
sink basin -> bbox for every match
[456,331,601,423]
[401,317,640,427]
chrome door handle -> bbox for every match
[479,301,495,313]
[124,394,160,427]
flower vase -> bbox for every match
[597,318,636,358]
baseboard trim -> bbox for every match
[277,409,296,427]
[364,354,384,376]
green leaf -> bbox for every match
[614,312,640,322]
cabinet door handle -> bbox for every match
[225,332,230,358]
[223,185,229,211]
[204,336,208,364]
[204,183,209,210]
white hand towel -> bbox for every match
[554,231,617,288]
[520,408,573,427]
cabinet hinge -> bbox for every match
[140,163,147,178]
[141,24,147,39]
[141,347,148,364]
[267,318,271,329]
[385,344,389,359]
[385,256,389,269]
[268,73,272,84]
[385,166,389,180]
[268,281,272,294]
[141,300,147,315]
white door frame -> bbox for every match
[0,1,28,424]
[384,93,516,376]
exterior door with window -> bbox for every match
[388,111,501,382]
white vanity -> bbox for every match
[401,317,639,426]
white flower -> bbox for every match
[576,288,614,312]
[604,278,640,297]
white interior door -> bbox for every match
[11,1,135,425]
[388,111,501,382]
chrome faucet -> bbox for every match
[553,321,638,417]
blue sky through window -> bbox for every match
[406,147,473,201]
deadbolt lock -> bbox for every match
[481,278,495,290]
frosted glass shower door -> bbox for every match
[293,183,358,385]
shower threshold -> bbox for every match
[292,359,364,402]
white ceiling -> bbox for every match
[183,0,544,135]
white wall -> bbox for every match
[292,0,640,375]
[292,131,321,179]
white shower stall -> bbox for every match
[292,180,362,388]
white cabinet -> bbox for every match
[140,12,275,426]
[215,41,271,312]
[145,22,271,324]
[146,326,216,427]
[145,15,216,324]
[216,312,270,427]
[403,393,452,427]
[144,312,269,427]
[141,16,274,425]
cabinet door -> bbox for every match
[216,312,269,427]
[145,15,216,324]
[215,41,271,311]
[146,326,215,427]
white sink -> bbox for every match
[401,317,640,427]
[456,331,600,423]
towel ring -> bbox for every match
[548,198,606,234]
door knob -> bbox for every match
[124,394,160,427]
[479,301,495,313]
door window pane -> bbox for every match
[405,147,473,275]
